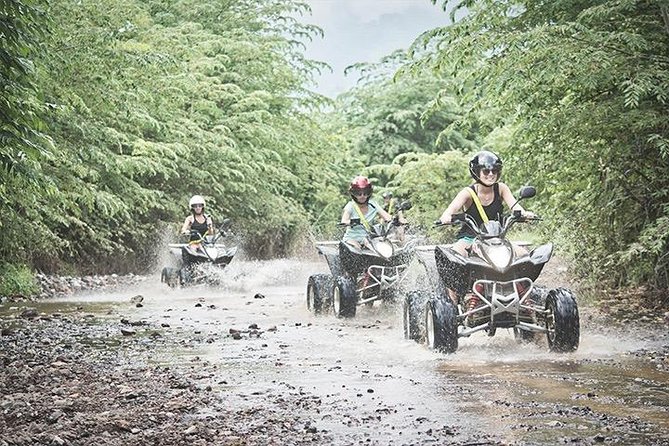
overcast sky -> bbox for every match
[302,0,451,98]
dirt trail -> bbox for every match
[1,258,668,446]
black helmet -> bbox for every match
[469,151,503,184]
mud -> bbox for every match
[1,258,668,446]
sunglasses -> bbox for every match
[481,168,500,176]
[352,190,371,197]
[192,204,204,208]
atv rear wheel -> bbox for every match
[425,298,458,353]
[333,277,357,318]
[306,274,333,314]
[403,291,427,341]
[545,288,579,352]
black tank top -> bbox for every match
[190,215,210,239]
[457,183,503,238]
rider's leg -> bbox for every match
[345,239,362,249]
[447,239,471,305]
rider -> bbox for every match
[439,150,535,256]
[341,176,394,249]
[181,195,214,239]
[382,190,408,242]
[382,191,396,213]
[180,195,214,270]
[438,151,534,304]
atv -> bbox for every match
[403,186,579,353]
[160,219,237,287]
[307,201,417,318]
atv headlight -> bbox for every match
[487,245,512,269]
[372,239,394,258]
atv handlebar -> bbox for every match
[433,213,466,228]
[434,211,541,234]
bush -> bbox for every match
[0,264,39,298]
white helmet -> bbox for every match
[188,195,206,208]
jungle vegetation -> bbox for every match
[1,0,667,295]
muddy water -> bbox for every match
[5,258,668,445]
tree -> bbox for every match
[414,0,669,288]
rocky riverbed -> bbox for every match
[1,260,668,446]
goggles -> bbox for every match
[481,168,500,176]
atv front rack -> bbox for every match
[356,264,410,305]
[458,278,548,338]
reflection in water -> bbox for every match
[435,329,669,445]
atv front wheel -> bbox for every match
[306,274,333,314]
[425,298,458,353]
[545,288,579,352]
[333,277,357,318]
[513,327,535,343]
[161,267,179,288]
[403,291,427,341]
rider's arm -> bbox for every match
[439,188,471,224]
[206,215,214,235]
[376,207,393,223]
[180,216,193,234]
[340,206,352,225]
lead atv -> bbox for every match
[403,186,579,353]
[307,201,417,318]
[160,219,237,287]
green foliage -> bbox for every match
[0,0,57,269]
[365,151,470,238]
[0,263,39,297]
[415,0,669,288]
[0,0,348,271]
[337,59,478,168]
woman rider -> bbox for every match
[340,176,394,249]
[438,151,535,302]
[180,195,214,270]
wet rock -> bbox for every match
[47,409,65,423]
[130,295,144,304]
[254,293,265,299]
[20,308,39,319]
[121,328,136,336]
[249,323,259,330]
